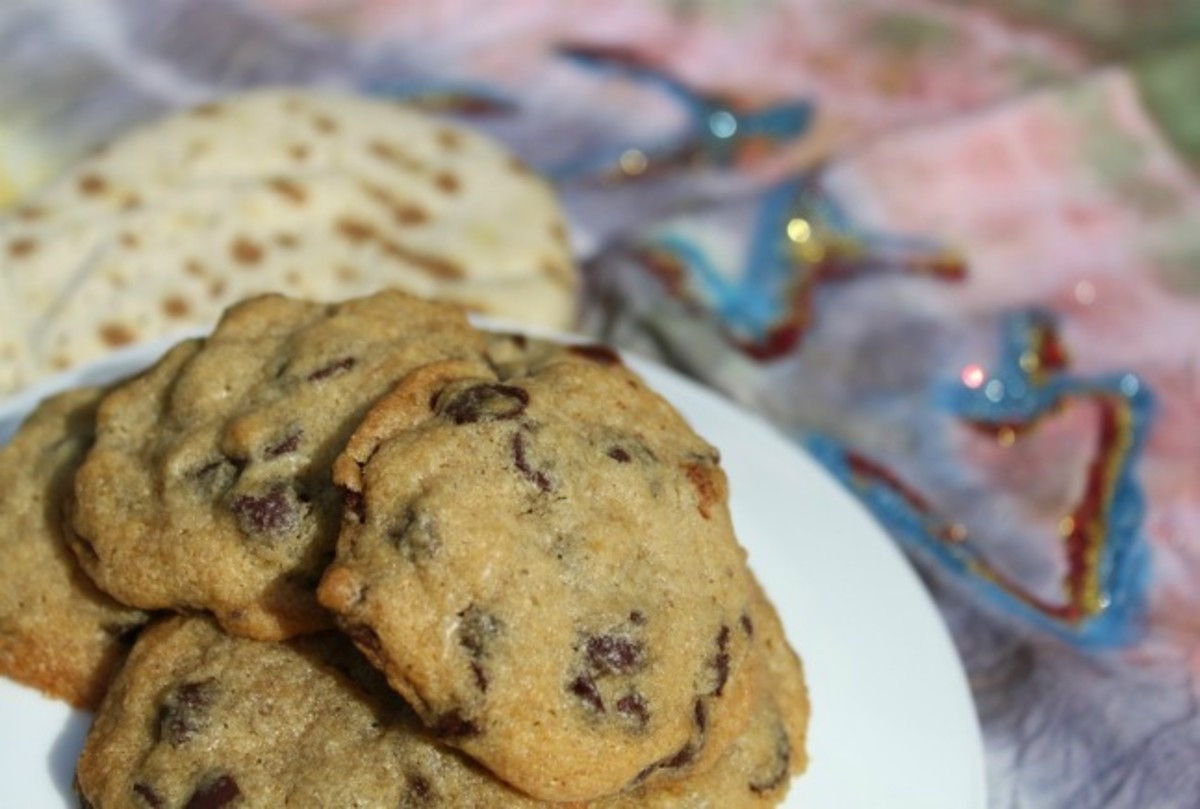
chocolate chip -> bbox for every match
[710,626,731,697]
[346,623,384,658]
[458,606,501,692]
[184,773,240,809]
[307,356,356,381]
[748,722,793,795]
[457,605,501,658]
[663,743,696,769]
[389,508,440,560]
[469,662,488,692]
[344,489,366,523]
[265,431,301,458]
[133,782,164,808]
[432,710,479,738]
[616,692,650,727]
[741,613,754,637]
[175,681,214,709]
[628,610,646,626]
[439,383,529,424]
[586,634,645,675]
[635,742,697,782]
[569,344,622,365]
[694,697,707,732]
[569,675,605,713]
[404,772,434,804]
[607,447,631,463]
[158,679,217,746]
[229,485,301,536]
[512,432,551,492]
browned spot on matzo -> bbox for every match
[78,174,108,196]
[162,297,190,318]
[7,238,37,258]
[99,323,135,348]
[231,237,264,265]
[382,240,465,280]
[368,140,424,172]
[336,218,376,244]
[360,182,429,226]
[267,178,307,205]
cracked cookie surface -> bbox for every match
[70,290,483,640]
[318,336,755,801]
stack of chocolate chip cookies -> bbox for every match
[0,289,808,807]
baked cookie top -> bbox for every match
[0,387,148,708]
[318,336,755,801]
[69,290,484,640]
[76,583,806,808]
[0,88,577,394]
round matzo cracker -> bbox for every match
[0,89,578,394]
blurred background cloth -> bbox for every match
[1,1,1198,805]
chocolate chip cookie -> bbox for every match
[318,337,755,801]
[76,582,805,808]
[0,387,148,708]
[69,290,484,640]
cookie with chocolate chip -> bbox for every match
[76,616,440,809]
[0,387,149,708]
[318,337,756,801]
[616,579,810,807]
[69,290,484,640]
[75,581,806,808]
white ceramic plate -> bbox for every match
[0,335,985,808]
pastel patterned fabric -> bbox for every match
[2,1,1198,805]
